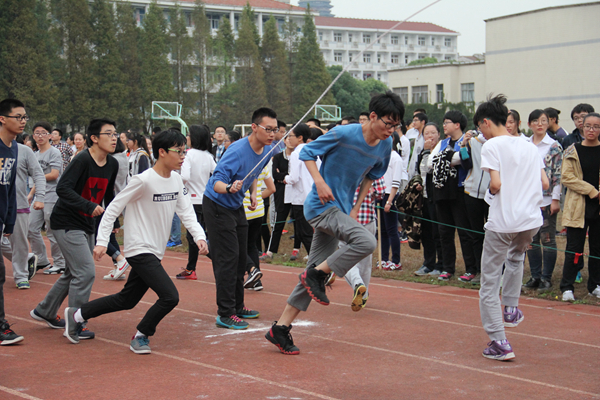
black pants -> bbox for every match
[292,205,313,255]
[560,218,600,293]
[464,195,488,274]
[203,196,248,317]
[247,217,262,272]
[186,204,205,271]
[422,198,443,270]
[257,197,271,253]
[435,191,477,275]
[81,253,179,336]
[269,203,300,253]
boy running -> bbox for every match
[64,129,207,354]
[474,95,548,361]
[265,91,404,354]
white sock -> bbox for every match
[74,309,85,323]
[134,330,145,338]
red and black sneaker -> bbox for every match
[265,322,300,355]
[300,264,329,305]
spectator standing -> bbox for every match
[562,103,595,149]
[545,107,568,144]
[211,125,227,163]
[50,128,73,172]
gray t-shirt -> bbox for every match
[16,144,46,209]
[35,146,62,203]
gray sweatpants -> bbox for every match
[1,213,33,283]
[479,227,539,341]
[35,229,95,320]
[287,207,377,311]
[343,221,376,298]
[28,202,65,269]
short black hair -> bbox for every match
[359,112,369,118]
[325,123,337,131]
[473,94,509,127]
[227,130,241,143]
[310,127,323,141]
[189,124,212,151]
[414,108,426,115]
[252,107,277,125]
[277,120,287,129]
[152,126,162,135]
[413,112,428,124]
[215,125,227,133]
[0,99,25,125]
[293,123,311,143]
[528,109,548,124]
[341,115,356,123]
[443,110,467,132]
[16,134,25,144]
[544,107,560,121]
[306,118,321,127]
[52,128,64,138]
[152,129,186,160]
[369,91,405,122]
[33,121,52,133]
[86,118,116,147]
[571,103,595,120]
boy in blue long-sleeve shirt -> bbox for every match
[265,92,405,355]
[0,99,25,345]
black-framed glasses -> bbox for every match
[99,132,119,138]
[378,116,400,130]
[257,124,279,134]
[1,115,29,122]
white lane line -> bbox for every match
[0,386,44,400]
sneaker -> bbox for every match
[259,253,272,262]
[16,281,30,289]
[64,307,80,344]
[27,254,38,280]
[414,266,432,276]
[470,274,481,285]
[590,286,600,298]
[171,240,183,247]
[458,273,477,283]
[290,249,299,261]
[78,324,95,340]
[30,309,65,329]
[537,279,552,293]
[300,264,329,305]
[575,271,583,284]
[503,306,524,328]
[252,279,263,291]
[166,241,175,247]
[176,269,197,280]
[236,307,259,319]
[325,271,336,286]
[438,272,453,281]
[36,262,50,271]
[428,269,442,276]
[265,322,300,355]
[361,295,368,308]
[103,269,127,281]
[388,262,402,271]
[351,284,367,312]
[130,335,151,354]
[216,315,249,330]
[522,277,541,289]
[0,321,24,345]
[44,265,64,275]
[378,260,391,270]
[399,232,408,243]
[243,268,263,289]
[556,228,567,236]
[482,340,515,361]
[562,290,575,302]
[112,258,130,280]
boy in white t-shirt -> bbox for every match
[475,95,549,361]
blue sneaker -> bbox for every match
[575,271,583,284]
[16,281,30,290]
[216,315,249,330]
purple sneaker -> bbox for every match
[482,340,515,361]
[503,306,524,328]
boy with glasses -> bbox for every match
[30,118,119,339]
[562,103,595,149]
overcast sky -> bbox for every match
[291,0,594,55]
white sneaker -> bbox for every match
[562,290,575,302]
[590,286,600,298]
[103,269,126,281]
[112,258,130,280]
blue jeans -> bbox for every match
[170,213,181,242]
[379,194,401,265]
[527,206,557,281]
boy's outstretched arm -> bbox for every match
[305,160,334,205]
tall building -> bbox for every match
[298,0,334,17]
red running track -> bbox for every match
[2,248,600,399]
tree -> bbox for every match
[191,0,212,122]
[241,2,260,48]
[213,16,235,87]
[169,3,194,109]
[91,0,127,123]
[292,6,334,120]
[261,16,291,122]
[408,57,438,66]
[139,0,175,132]
[327,66,367,118]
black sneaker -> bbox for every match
[30,309,65,329]
[300,264,329,305]
[252,279,263,291]
[215,315,249,330]
[243,268,263,289]
[537,279,552,293]
[0,321,24,345]
[523,277,541,289]
[28,254,38,280]
[265,322,300,355]
[236,307,260,319]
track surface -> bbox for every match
[2,247,600,399]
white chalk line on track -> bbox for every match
[0,386,44,400]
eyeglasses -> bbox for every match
[257,124,279,134]
[168,147,186,156]
[583,124,600,131]
[1,114,29,122]
[531,119,548,125]
[442,121,456,126]
[573,115,587,122]
[33,131,50,136]
[99,132,119,138]
[378,116,400,130]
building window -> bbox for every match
[445,37,452,47]
[363,34,371,44]
[405,55,409,64]
[349,53,353,62]
[135,7,145,25]
[418,55,425,59]
[391,54,399,64]
[461,83,475,102]
[184,11,193,27]
[412,85,428,103]
[436,84,444,103]
[363,73,372,80]
[390,35,398,45]
[394,87,408,104]
[404,36,408,45]
[334,52,343,62]
[334,32,342,42]
[377,54,381,63]
[207,14,220,30]
[431,37,435,46]
[348,33,353,43]
[418,36,425,46]
[377,73,382,81]
[445,55,453,61]
[318,31,323,41]
[363,53,371,63]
